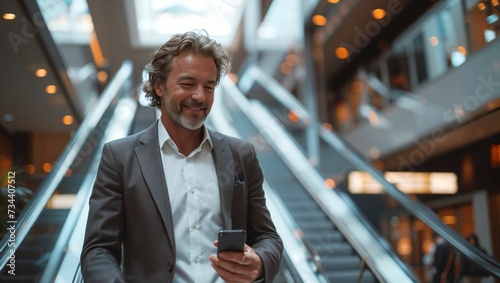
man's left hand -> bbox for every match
[209,242,263,283]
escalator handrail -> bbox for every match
[49,98,137,283]
[0,61,134,270]
[242,65,500,278]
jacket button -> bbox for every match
[167,262,173,271]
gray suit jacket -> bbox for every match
[81,121,283,282]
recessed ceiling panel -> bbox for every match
[130,0,246,47]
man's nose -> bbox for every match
[191,85,206,102]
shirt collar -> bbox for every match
[157,120,213,151]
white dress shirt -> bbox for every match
[158,122,224,283]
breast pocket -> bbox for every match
[231,179,248,230]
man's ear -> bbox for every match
[154,80,164,97]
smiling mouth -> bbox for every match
[184,106,204,111]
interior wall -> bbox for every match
[30,132,70,175]
[0,130,12,175]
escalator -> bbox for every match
[208,66,500,282]
[0,61,139,282]
[258,149,374,282]
[209,76,412,282]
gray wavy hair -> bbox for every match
[142,30,231,107]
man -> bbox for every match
[432,233,455,283]
[81,30,283,282]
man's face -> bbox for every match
[156,51,217,130]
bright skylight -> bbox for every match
[131,0,246,47]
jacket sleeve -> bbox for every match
[81,143,125,282]
[244,143,283,282]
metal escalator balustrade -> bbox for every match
[52,96,137,283]
[0,61,135,282]
[237,65,500,281]
[214,76,415,282]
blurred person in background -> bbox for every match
[459,233,489,283]
[432,233,456,283]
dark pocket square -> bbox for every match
[234,180,245,187]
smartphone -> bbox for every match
[217,229,246,256]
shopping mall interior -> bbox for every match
[0,0,499,282]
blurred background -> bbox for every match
[0,0,499,282]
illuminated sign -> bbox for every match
[347,171,458,194]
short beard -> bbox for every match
[162,91,206,130]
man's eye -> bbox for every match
[180,83,193,87]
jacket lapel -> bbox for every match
[210,130,235,229]
[135,121,175,253]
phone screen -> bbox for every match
[217,229,246,256]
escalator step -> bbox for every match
[315,242,354,257]
[327,269,376,283]
[321,255,362,270]
[303,231,344,244]
[23,234,56,247]
[277,190,313,198]
[297,220,335,231]
[290,210,327,220]
[283,201,321,210]
[30,223,62,234]
[292,211,329,220]
[12,247,49,258]
[0,275,38,282]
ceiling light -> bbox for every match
[312,15,327,26]
[287,109,300,122]
[97,70,108,82]
[228,73,238,84]
[368,110,379,125]
[3,13,16,20]
[324,178,336,189]
[35,69,47,77]
[478,2,486,10]
[372,9,386,20]
[46,85,57,94]
[335,47,349,59]
[43,163,52,173]
[429,36,439,46]
[24,164,35,174]
[62,115,74,125]
[369,147,380,159]
[493,0,499,6]
[327,0,340,3]
[457,45,467,55]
